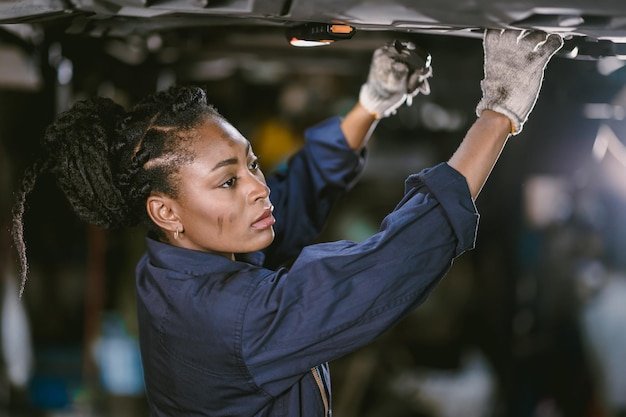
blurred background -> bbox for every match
[2,2,626,416]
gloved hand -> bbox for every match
[476,29,563,134]
[359,40,432,119]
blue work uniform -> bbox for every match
[136,117,479,417]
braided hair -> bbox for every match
[12,85,224,297]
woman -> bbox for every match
[12,30,562,416]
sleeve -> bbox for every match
[242,162,480,395]
[262,116,366,269]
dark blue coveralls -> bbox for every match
[136,116,479,417]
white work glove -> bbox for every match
[476,29,563,134]
[359,40,432,119]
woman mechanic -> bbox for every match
[12,29,562,416]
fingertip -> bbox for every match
[548,32,565,46]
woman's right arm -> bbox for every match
[452,29,563,200]
[447,109,511,200]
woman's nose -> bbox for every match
[247,172,270,202]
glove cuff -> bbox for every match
[476,100,521,135]
[359,83,406,119]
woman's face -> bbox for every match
[168,117,275,258]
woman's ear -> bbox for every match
[146,193,181,233]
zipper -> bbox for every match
[311,367,329,416]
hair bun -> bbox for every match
[42,97,131,229]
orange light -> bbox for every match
[329,25,354,34]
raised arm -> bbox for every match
[450,29,563,200]
[342,30,562,199]
[448,109,510,199]
[339,102,377,151]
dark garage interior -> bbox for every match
[1,1,626,416]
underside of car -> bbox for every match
[1,2,626,417]
[2,0,626,57]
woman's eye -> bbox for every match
[248,158,260,171]
[220,177,237,188]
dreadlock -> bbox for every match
[11,85,224,297]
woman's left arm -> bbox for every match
[339,102,377,151]
[261,41,431,268]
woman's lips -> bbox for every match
[251,206,275,230]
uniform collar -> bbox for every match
[145,237,266,276]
